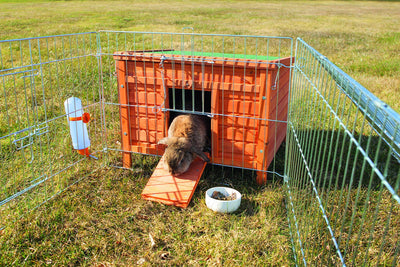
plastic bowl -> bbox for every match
[205,187,242,213]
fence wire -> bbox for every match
[0,32,105,229]
[0,32,399,266]
[97,31,293,185]
[286,38,400,266]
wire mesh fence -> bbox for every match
[0,31,399,265]
[0,32,105,229]
[285,38,400,266]
[98,31,293,185]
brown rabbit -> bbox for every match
[158,114,210,175]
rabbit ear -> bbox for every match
[158,137,170,145]
[193,148,210,163]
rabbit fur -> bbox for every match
[158,114,210,175]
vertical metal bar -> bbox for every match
[221,36,225,170]
[191,35,195,113]
[201,35,205,114]
[241,37,247,175]
[251,37,258,176]
[96,32,108,160]
[231,36,236,171]
[210,35,216,173]
[180,34,186,113]
[170,34,176,111]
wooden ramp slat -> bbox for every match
[141,155,207,208]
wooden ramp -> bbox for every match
[141,155,207,208]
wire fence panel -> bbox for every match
[0,33,105,229]
[97,31,293,184]
[286,38,400,266]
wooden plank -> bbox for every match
[212,156,256,169]
[116,60,132,168]
[141,155,208,208]
[218,126,257,142]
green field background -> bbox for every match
[1,0,399,112]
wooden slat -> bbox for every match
[218,126,257,142]
[215,140,256,156]
[116,60,132,168]
[212,156,256,169]
[142,155,208,208]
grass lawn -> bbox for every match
[0,0,399,266]
[1,160,292,265]
[0,0,399,112]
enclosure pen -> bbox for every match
[0,31,399,266]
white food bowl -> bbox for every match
[205,187,242,213]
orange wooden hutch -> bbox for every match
[114,51,292,184]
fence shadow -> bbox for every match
[286,128,399,191]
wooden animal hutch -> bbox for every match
[114,51,292,184]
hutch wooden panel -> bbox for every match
[114,51,292,184]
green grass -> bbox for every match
[1,0,400,266]
[0,1,398,110]
[0,157,292,266]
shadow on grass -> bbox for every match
[286,129,399,192]
[193,143,287,217]
[285,128,400,266]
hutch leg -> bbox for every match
[256,171,267,185]
[116,60,132,168]
[122,151,132,168]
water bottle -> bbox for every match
[64,97,91,151]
